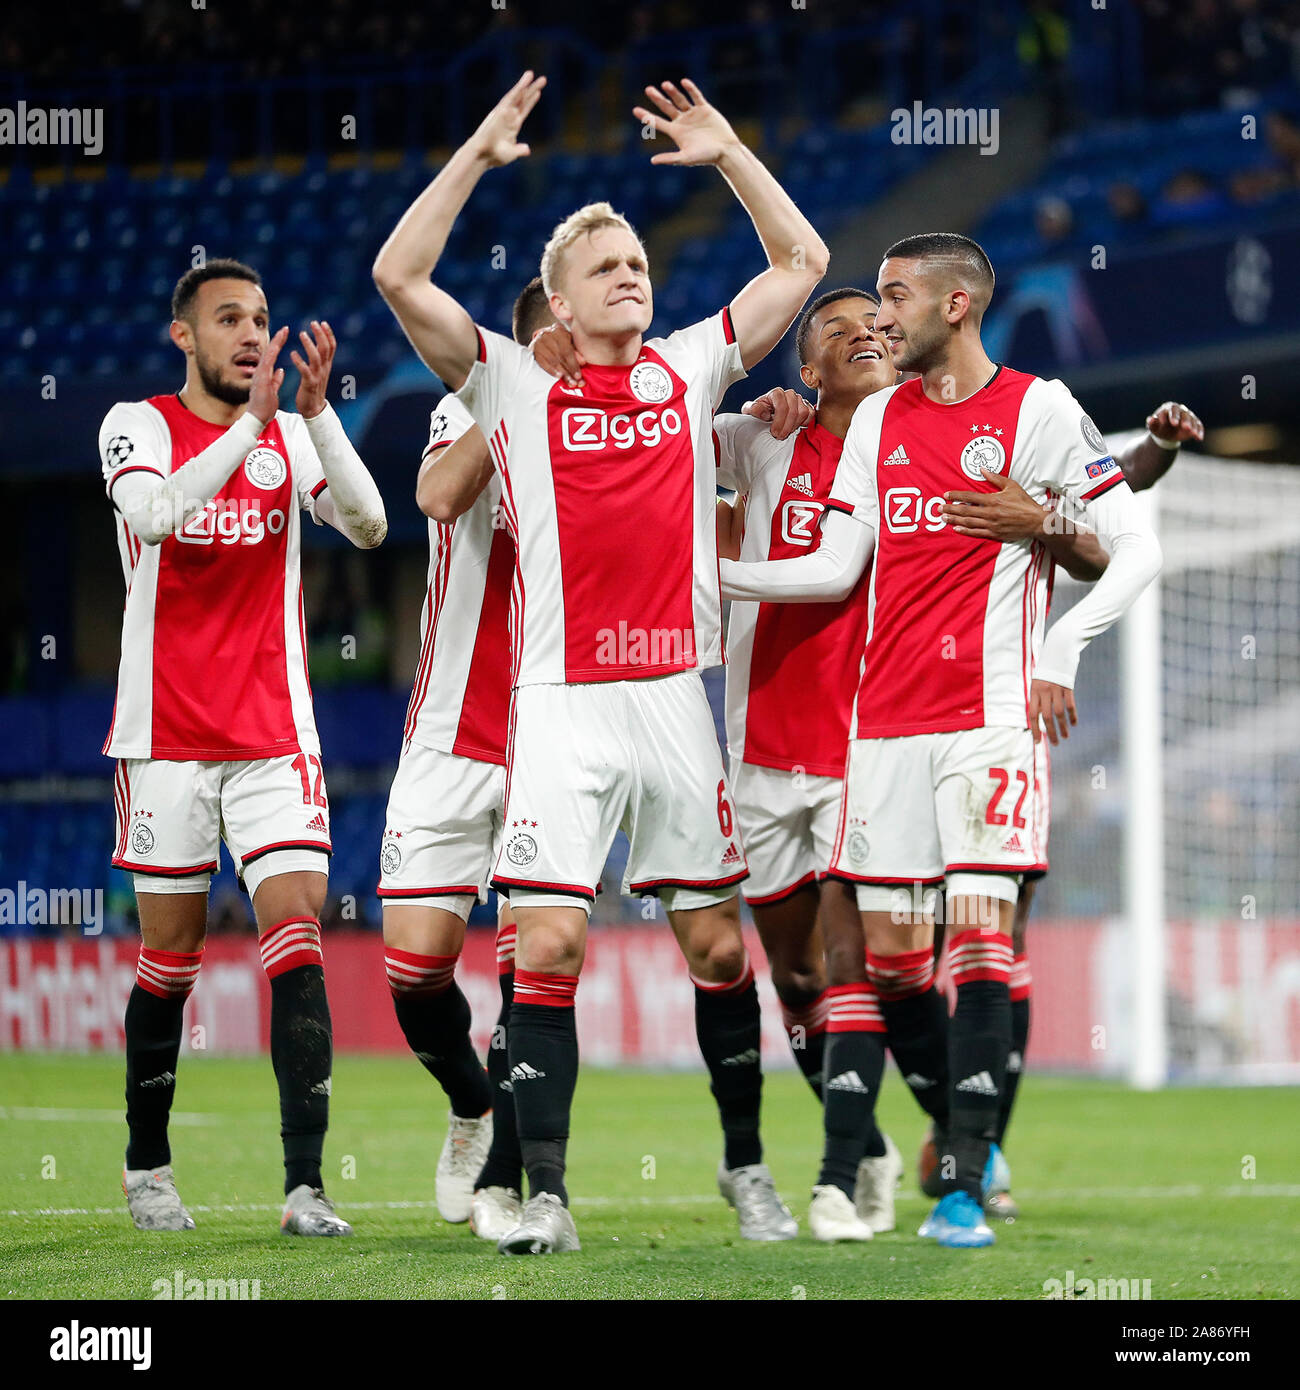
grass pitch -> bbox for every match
[1,1054,1295,1301]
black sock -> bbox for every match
[124,985,185,1170]
[944,979,1011,1201]
[996,993,1030,1147]
[509,989,578,1204]
[269,964,333,1196]
[694,977,763,1170]
[393,981,492,1119]
[818,1027,887,1197]
[778,995,828,1102]
[476,969,523,1191]
[880,985,951,1128]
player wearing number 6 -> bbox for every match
[99,258,387,1237]
[373,72,829,1253]
[720,232,1162,1247]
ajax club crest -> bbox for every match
[244,446,287,490]
[629,361,672,405]
[960,434,1007,481]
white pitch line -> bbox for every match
[0,1107,217,1126]
[4,1185,1299,1220]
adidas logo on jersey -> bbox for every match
[721,841,743,867]
[1000,831,1024,853]
[956,1070,998,1096]
[306,812,328,833]
[826,1069,870,1093]
[786,470,814,497]
[720,1048,760,1067]
[510,1062,547,1082]
[882,444,912,466]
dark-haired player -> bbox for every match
[721,232,1162,1247]
[101,258,387,1234]
[930,397,1204,1218]
[714,288,904,1240]
[377,277,555,1240]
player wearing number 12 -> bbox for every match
[99,259,387,1237]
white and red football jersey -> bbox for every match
[715,414,871,777]
[401,395,514,765]
[456,308,745,687]
[828,367,1127,738]
[99,394,329,760]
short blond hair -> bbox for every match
[540,202,647,296]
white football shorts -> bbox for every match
[729,758,843,905]
[494,670,747,912]
[113,753,331,898]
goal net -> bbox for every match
[1033,439,1300,1084]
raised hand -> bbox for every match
[742,388,814,440]
[248,326,288,427]
[633,79,740,167]
[291,320,336,420]
[472,70,547,168]
[1146,401,1203,445]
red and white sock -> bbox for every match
[865,947,935,1001]
[385,948,457,997]
[1009,952,1032,1002]
[947,929,1014,988]
[779,990,829,1043]
[496,922,518,978]
[513,970,579,1006]
[135,946,203,1000]
[689,953,755,994]
[824,982,885,1033]
[258,916,323,979]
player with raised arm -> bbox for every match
[926,398,1204,1219]
[713,289,905,1241]
[719,231,1162,1248]
[373,72,829,1254]
[377,278,556,1241]
[103,259,387,1236]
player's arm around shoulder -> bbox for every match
[417,396,494,524]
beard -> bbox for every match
[195,348,251,407]
[892,317,948,375]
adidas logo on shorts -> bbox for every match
[721,841,743,867]
[306,812,328,833]
[510,1062,546,1082]
[1000,831,1025,853]
[955,1070,998,1096]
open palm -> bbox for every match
[633,79,739,166]
[474,71,547,168]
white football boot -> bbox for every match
[122,1164,195,1231]
[469,1185,524,1241]
[809,1184,875,1242]
[497,1192,581,1255]
[280,1185,353,1236]
[436,1111,493,1223]
[718,1161,798,1241]
[854,1132,904,1233]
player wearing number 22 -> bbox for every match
[720,233,1163,1248]
[98,258,387,1237]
